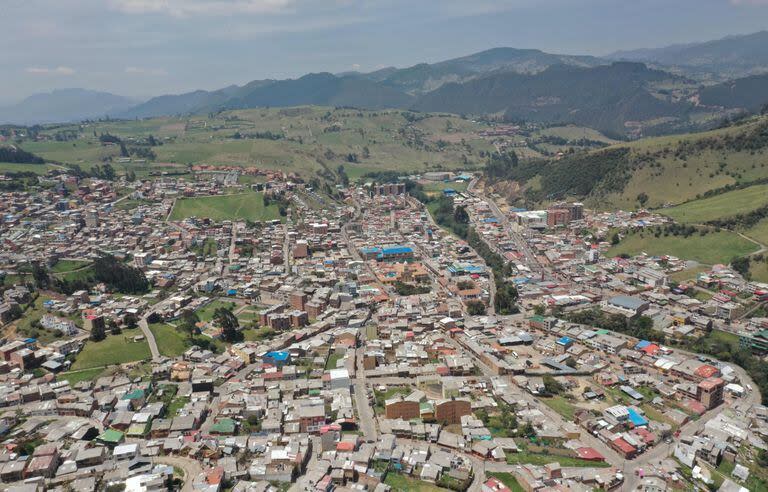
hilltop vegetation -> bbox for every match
[500,115,768,209]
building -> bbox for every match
[434,399,471,425]
[603,296,649,317]
[697,378,725,409]
[385,397,420,420]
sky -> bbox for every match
[1,0,767,104]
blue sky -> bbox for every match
[1,0,767,104]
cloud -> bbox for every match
[730,0,768,5]
[109,0,301,16]
[351,63,361,70]
[125,66,168,76]
[25,66,75,75]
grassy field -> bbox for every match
[384,473,449,492]
[59,367,106,384]
[669,265,711,283]
[506,450,611,468]
[169,192,281,221]
[608,230,758,265]
[70,331,151,370]
[663,184,768,223]
[541,395,577,421]
[195,300,237,322]
[50,259,91,273]
[149,323,189,357]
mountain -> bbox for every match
[0,89,137,124]
[609,31,768,80]
[120,73,412,118]
[220,73,414,110]
[120,81,273,119]
[412,62,692,137]
[699,73,768,113]
[493,114,768,209]
[354,47,603,95]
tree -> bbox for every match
[610,232,620,245]
[31,262,50,289]
[453,206,469,224]
[91,321,106,342]
[466,300,486,316]
[108,319,121,335]
[533,304,546,316]
[125,313,138,329]
[636,192,649,207]
[543,375,565,395]
[179,309,200,339]
[214,307,241,343]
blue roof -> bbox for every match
[635,340,651,349]
[381,246,413,255]
[482,218,499,223]
[557,336,572,345]
[627,408,648,426]
[360,247,381,254]
[265,351,289,361]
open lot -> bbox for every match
[70,330,151,370]
[169,192,281,222]
[608,230,758,265]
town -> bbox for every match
[0,166,766,492]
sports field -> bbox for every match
[169,192,281,221]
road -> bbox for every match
[354,347,377,439]
[466,178,543,276]
[153,455,204,492]
[138,316,161,361]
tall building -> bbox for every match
[697,378,724,409]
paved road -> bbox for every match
[138,316,161,361]
[354,347,377,439]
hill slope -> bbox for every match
[609,31,768,80]
[359,47,603,94]
[699,73,768,112]
[412,62,692,137]
[0,89,136,124]
[500,115,768,209]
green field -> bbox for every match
[70,331,151,370]
[149,323,189,357]
[195,300,237,322]
[59,367,105,384]
[541,396,577,420]
[608,230,758,265]
[50,259,91,273]
[169,192,281,221]
[506,450,611,468]
[663,184,768,224]
[384,473,449,492]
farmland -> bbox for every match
[10,107,500,180]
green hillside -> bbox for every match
[10,107,498,178]
[504,114,768,209]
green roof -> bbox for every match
[529,315,546,322]
[122,389,146,400]
[210,418,237,434]
[98,429,125,443]
[595,329,611,335]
